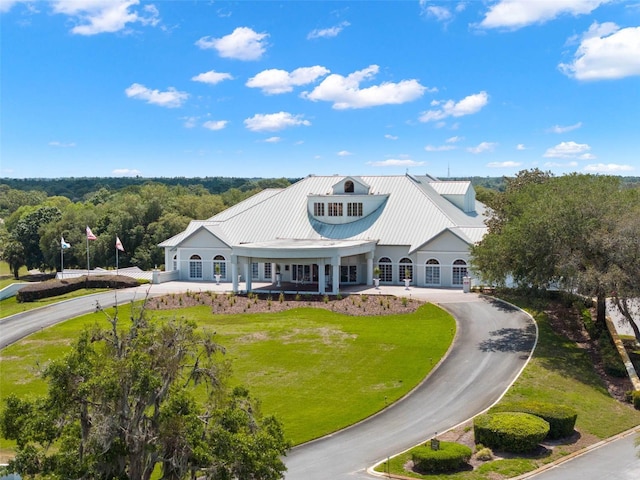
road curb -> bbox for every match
[511,425,640,479]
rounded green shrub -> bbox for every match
[411,441,472,473]
[474,412,549,453]
[490,401,577,439]
[632,390,640,410]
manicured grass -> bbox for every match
[0,261,28,290]
[0,302,455,448]
[378,295,640,479]
[0,289,110,319]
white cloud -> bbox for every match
[302,65,427,109]
[467,142,498,154]
[368,159,426,167]
[0,0,30,13]
[385,134,398,140]
[337,150,353,156]
[307,21,350,39]
[422,4,452,22]
[195,27,268,61]
[244,112,311,132]
[516,144,526,150]
[424,144,456,152]
[203,120,228,131]
[125,83,188,108]
[543,141,595,159]
[548,121,582,133]
[446,136,463,143]
[192,70,233,85]
[487,161,522,168]
[182,116,197,128]
[584,163,634,172]
[479,0,610,30]
[264,136,281,143]
[246,66,330,94]
[51,0,160,35]
[559,23,640,80]
[48,140,76,147]
[112,168,142,176]
[419,91,489,122]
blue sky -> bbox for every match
[1,0,639,179]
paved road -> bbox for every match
[1,287,154,349]
[284,293,536,479]
[1,284,536,480]
[0,281,228,349]
[522,429,640,480]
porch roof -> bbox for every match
[233,238,378,259]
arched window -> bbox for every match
[213,254,226,279]
[425,258,440,285]
[172,255,177,272]
[378,257,392,282]
[344,180,354,193]
[452,259,468,285]
[399,257,413,282]
[189,254,202,279]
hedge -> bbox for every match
[411,441,472,473]
[490,401,577,439]
[16,275,139,302]
[474,412,549,453]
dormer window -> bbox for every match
[344,181,354,193]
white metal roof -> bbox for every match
[160,175,488,251]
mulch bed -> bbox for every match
[146,291,423,316]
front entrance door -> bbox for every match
[292,264,319,284]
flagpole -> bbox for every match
[86,233,90,276]
[61,242,64,279]
[116,243,119,275]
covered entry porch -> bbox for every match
[230,238,378,295]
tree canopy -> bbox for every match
[0,302,290,479]
[471,170,640,338]
[0,178,292,275]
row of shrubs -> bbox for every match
[475,401,578,454]
[406,400,578,475]
[16,275,140,302]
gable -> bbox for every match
[331,176,370,195]
[180,226,229,249]
[415,229,471,253]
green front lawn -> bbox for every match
[0,301,455,450]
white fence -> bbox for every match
[56,267,154,282]
[0,283,27,301]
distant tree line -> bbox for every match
[0,178,292,277]
[0,176,301,203]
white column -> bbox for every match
[366,252,374,286]
[318,259,326,294]
[243,262,251,292]
[231,255,239,293]
[331,256,340,295]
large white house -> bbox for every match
[158,174,487,293]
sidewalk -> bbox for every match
[135,281,478,306]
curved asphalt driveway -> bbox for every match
[0,284,536,480]
[284,290,536,479]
